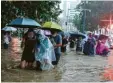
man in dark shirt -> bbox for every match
[51,31,62,65]
[76,37,82,52]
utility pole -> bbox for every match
[82,10,86,33]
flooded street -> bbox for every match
[1,37,109,82]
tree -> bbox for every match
[74,1,113,31]
[72,14,81,31]
[1,1,62,28]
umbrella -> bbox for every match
[98,34,108,40]
[41,21,63,32]
[2,26,17,31]
[70,31,86,39]
[8,17,41,28]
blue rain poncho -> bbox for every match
[35,30,56,70]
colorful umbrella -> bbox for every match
[8,17,41,28]
[41,21,63,32]
[2,26,17,31]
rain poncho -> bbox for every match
[96,41,109,55]
[35,30,56,70]
[83,38,95,55]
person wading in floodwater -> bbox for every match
[20,28,36,69]
[76,37,83,54]
[51,30,62,65]
[69,37,75,51]
[35,30,56,71]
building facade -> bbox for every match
[61,1,80,32]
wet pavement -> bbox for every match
[1,37,110,82]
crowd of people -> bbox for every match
[2,28,113,71]
[19,29,62,71]
[69,33,112,57]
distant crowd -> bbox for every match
[68,33,112,56]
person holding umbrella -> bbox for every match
[7,17,42,69]
[41,21,63,65]
[51,30,62,65]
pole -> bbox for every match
[83,10,86,33]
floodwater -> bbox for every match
[102,51,113,81]
[1,37,110,82]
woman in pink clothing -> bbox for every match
[96,39,110,56]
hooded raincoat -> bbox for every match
[35,30,56,70]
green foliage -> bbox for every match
[1,1,62,28]
[72,14,81,31]
[74,1,113,31]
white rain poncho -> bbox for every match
[35,30,56,70]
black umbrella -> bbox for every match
[8,17,41,28]
[70,32,86,39]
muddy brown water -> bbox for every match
[1,37,109,82]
